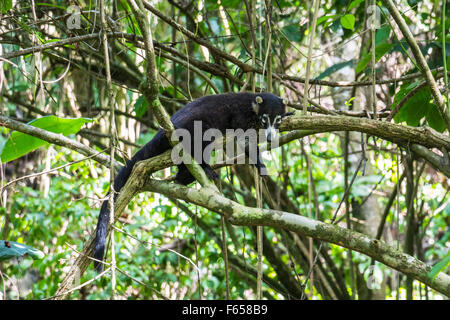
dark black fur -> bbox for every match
[93,92,290,271]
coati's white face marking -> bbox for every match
[253,94,292,142]
[261,114,283,142]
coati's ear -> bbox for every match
[282,98,289,106]
[255,96,263,104]
[252,96,263,114]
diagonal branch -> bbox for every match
[381,0,450,131]
[49,126,449,298]
[143,178,450,297]
[128,0,215,189]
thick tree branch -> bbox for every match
[2,113,448,178]
[410,144,450,177]
[281,115,450,150]
[143,178,450,297]
[51,124,449,298]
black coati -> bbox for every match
[93,92,292,271]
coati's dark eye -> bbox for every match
[261,114,269,125]
[274,116,282,126]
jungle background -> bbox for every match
[0,0,449,300]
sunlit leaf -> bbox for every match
[0,116,93,163]
[0,0,12,13]
[341,14,355,30]
[348,0,365,11]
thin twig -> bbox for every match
[1,150,106,192]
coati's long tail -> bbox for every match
[94,130,169,272]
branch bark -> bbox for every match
[281,115,450,150]
[143,178,450,297]
[54,150,450,298]
[2,113,448,178]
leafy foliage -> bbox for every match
[391,82,445,132]
[0,0,448,301]
[0,116,93,163]
[356,43,395,73]
[0,0,12,13]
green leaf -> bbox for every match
[322,14,339,32]
[0,0,12,13]
[220,0,241,7]
[375,26,391,46]
[134,96,149,118]
[345,97,356,106]
[0,116,93,163]
[356,43,395,73]
[316,15,338,27]
[204,0,220,11]
[428,253,450,279]
[407,0,419,7]
[34,31,45,44]
[426,103,446,132]
[401,12,412,25]
[348,0,365,11]
[316,60,354,80]
[0,240,45,261]
[305,15,340,35]
[12,84,29,92]
[276,0,294,8]
[391,82,444,131]
[399,86,430,127]
[340,14,355,30]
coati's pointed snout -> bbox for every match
[265,126,278,142]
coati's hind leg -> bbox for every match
[175,163,219,185]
